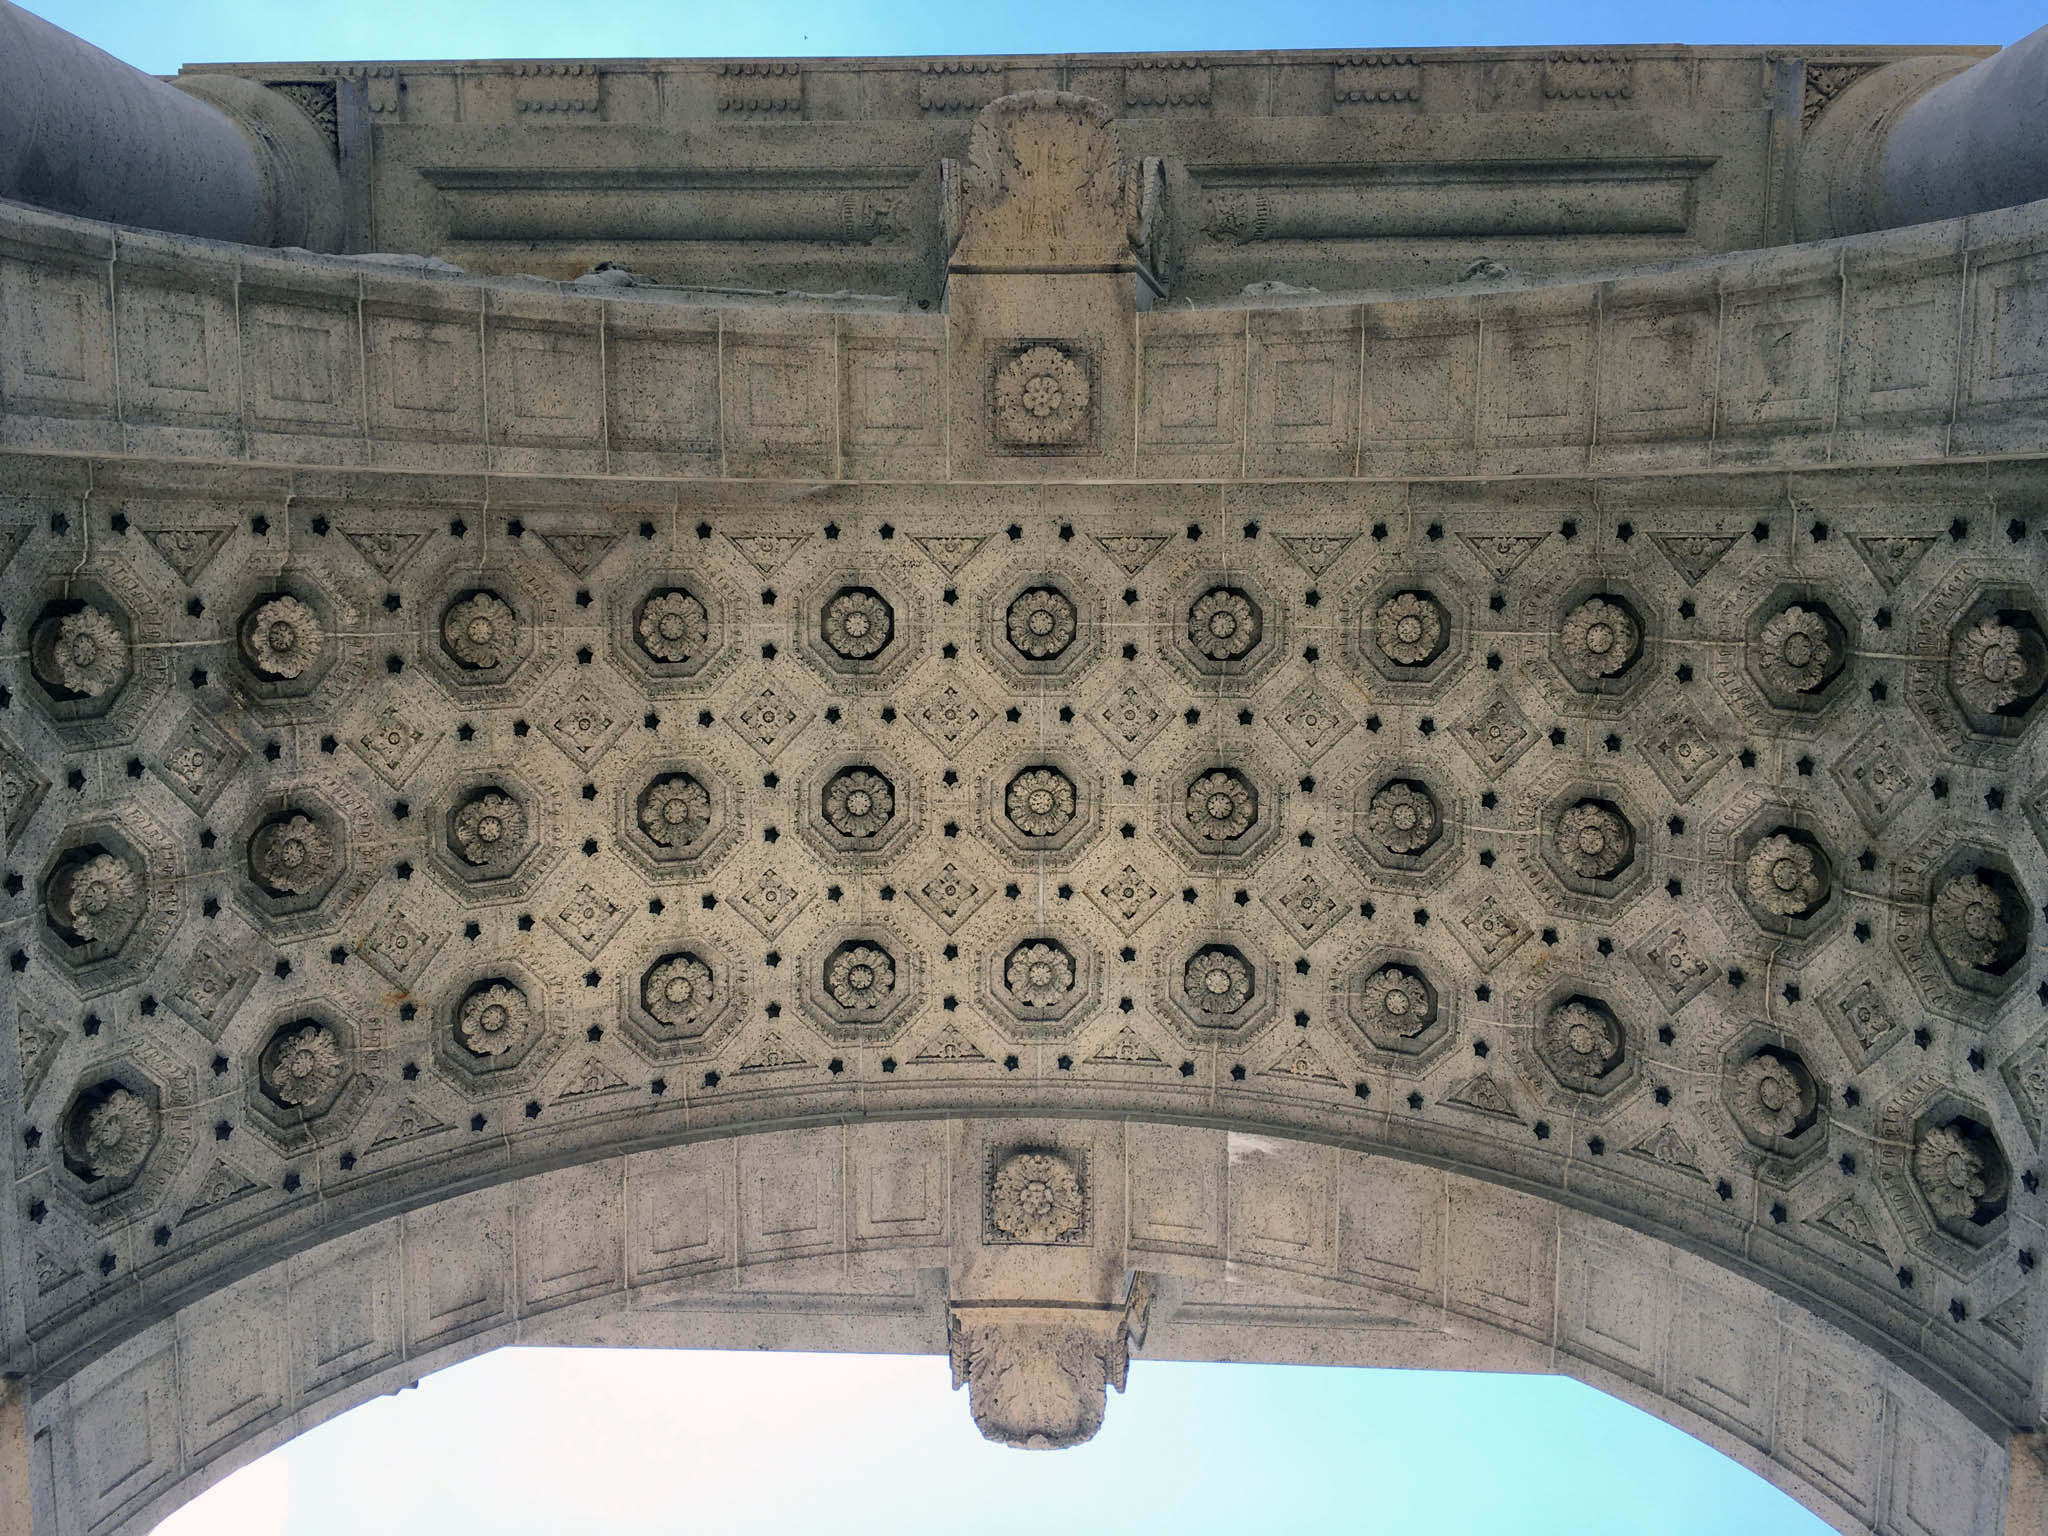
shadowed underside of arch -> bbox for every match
[0,42,2044,1536]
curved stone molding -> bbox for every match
[17,1121,2020,1536]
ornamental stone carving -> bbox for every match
[1006,767,1077,837]
[637,774,713,847]
[1948,618,2040,714]
[1188,586,1261,660]
[45,851,138,945]
[457,981,532,1057]
[1540,997,1624,1090]
[642,953,717,1031]
[1359,964,1432,1038]
[1755,604,1834,694]
[441,591,519,670]
[1374,591,1447,667]
[636,588,710,663]
[825,941,897,1011]
[1004,940,1075,1008]
[951,1314,1114,1450]
[1006,586,1078,659]
[987,1149,1086,1243]
[1558,596,1640,681]
[1931,870,2022,973]
[1184,945,1253,1015]
[1183,770,1256,843]
[1366,780,1439,856]
[822,768,896,839]
[31,606,126,698]
[1745,833,1830,917]
[1554,800,1633,880]
[993,345,1091,449]
[1912,1119,2010,1237]
[1732,1049,1819,1143]
[258,1022,345,1107]
[451,790,528,870]
[240,595,323,680]
[63,1085,155,1181]
[822,586,894,659]
[248,813,336,895]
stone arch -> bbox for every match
[21,1117,2018,1536]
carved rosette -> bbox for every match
[1004,941,1075,1008]
[1374,591,1446,667]
[642,953,717,1031]
[65,1086,156,1180]
[636,589,710,664]
[1912,1121,2009,1235]
[987,1149,1086,1243]
[1540,998,1624,1090]
[1931,872,2014,972]
[1756,605,1833,694]
[240,595,324,680]
[822,768,896,839]
[825,942,897,1011]
[1183,770,1256,843]
[1006,586,1078,659]
[45,852,139,945]
[452,791,528,870]
[1948,619,2036,714]
[1188,587,1260,661]
[637,774,712,848]
[993,345,1091,449]
[441,592,519,670]
[258,1022,345,1107]
[1184,945,1253,1015]
[1366,781,1439,855]
[1732,1051,1817,1142]
[1558,597,1640,681]
[31,606,127,699]
[1554,801,1633,880]
[456,982,532,1058]
[821,587,894,660]
[1359,964,1432,1038]
[248,813,336,895]
[1006,767,1077,838]
[1744,834,1829,917]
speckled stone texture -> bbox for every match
[0,48,2044,1536]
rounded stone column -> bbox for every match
[1795,22,2048,237]
[0,0,341,249]
[1882,21,2048,226]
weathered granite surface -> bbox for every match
[0,19,2045,1536]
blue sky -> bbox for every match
[23,0,2011,1531]
[27,0,2048,73]
[155,1347,1836,1536]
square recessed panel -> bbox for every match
[722,320,836,478]
[518,1162,624,1313]
[1966,248,2048,405]
[404,1191,512,1351]
[488,317,603,453]
[241,293,361,438]
[626,1142,732,1284]
[1248,309,1359,477]
[1138,311,1244,478]
[1718,285,1840,433]
[1,255,114,417]
[605,312,720,472]
[1128,1122,1225,1257]
[1336,1155,1441,1297]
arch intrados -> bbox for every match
[26,1116,2008,1536]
